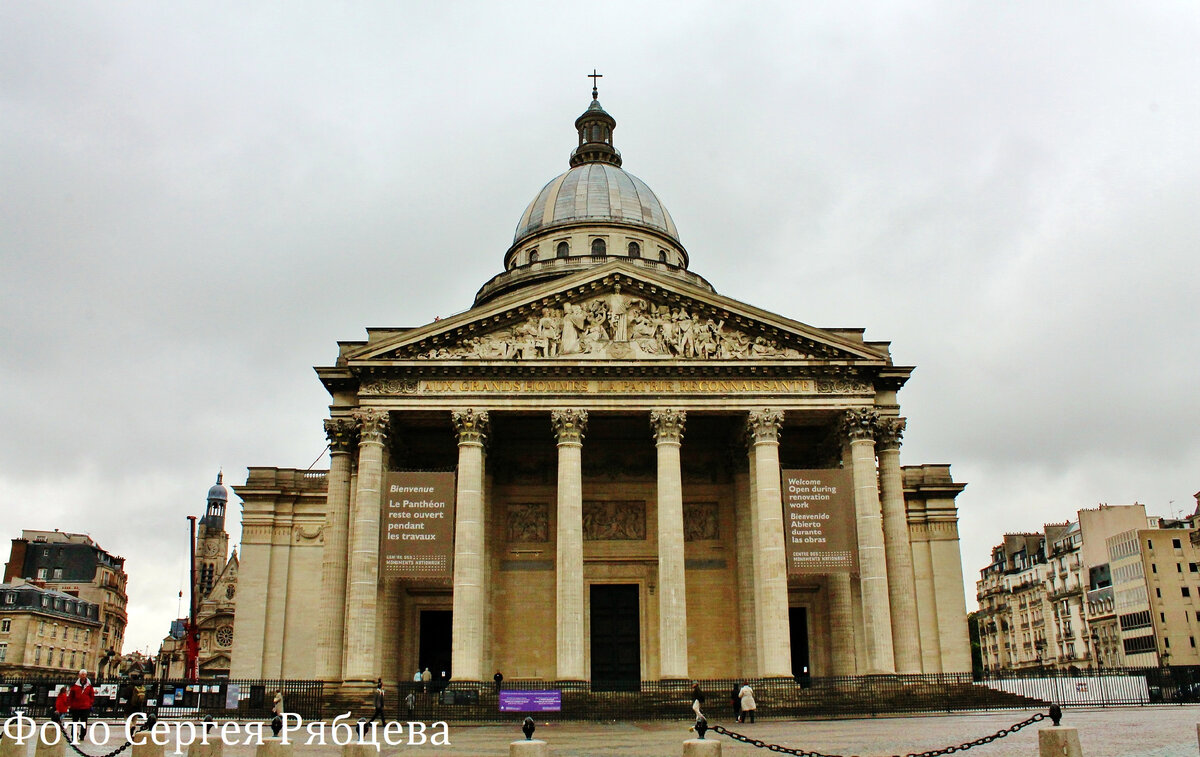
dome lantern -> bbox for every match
[569,75,622,168]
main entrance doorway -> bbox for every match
[590,584,640,690]
[419,610,452,685]
[789,607,810,678]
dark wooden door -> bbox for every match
[789,606,810,678]
[590,584,641,690]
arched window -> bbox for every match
[528,249,538,264]
[628,241,641,258]
[556,241,569,258]
[658,249,668,263]
[592,238,606,256]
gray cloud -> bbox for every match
[2,1,1197,653]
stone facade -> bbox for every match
[229,92,972,685]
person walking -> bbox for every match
[420,667,432,693]
[67,670,95,726]
[737,682,756,724]
[689,682,706,732]
[369,679,386,724]
[729,683,741,722]
[404,690,416,719]
[53,683,70,724]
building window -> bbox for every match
[37,568,48,579]
[58,649,64,667]
[1179,564,1184,573]
[2,594,12,605]
[1149,540,1154,550]
[34,646,40,664]
[528,249,538,264]
[1174,538,1183,549]
[0,643,6,662]
[628,241,641,258]
[52,568,62,580]
[556,241,569,258]
[658,249,668,263]
[1190,563,1198,573]
[0,619,9,633]
[51,624,57,639]
[69,651,75,668]
[38,621,44,636]
[1165,637,1171,648]
[591,238,606,255]
[1184,587,1191,598]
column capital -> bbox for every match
[842,407,879,442]
[875,416,907,451]
[746,408,784,444]
[551,408,588,444]
[352,407,390,445]
[324,417,359,454]
[451,408,490,446]
[650,409,687,443]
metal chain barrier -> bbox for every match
[710,711,1046,757]
[52,716,152,757]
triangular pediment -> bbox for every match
[347,262,890,365]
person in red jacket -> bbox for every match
[67,669,95,725]
[53,684,71,723]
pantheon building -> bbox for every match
[229,89,971,690]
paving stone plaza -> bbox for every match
[384,707,1199,756]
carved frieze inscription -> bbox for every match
[583,500,646,541]
[360,378,873,396]
[506,503,549,543]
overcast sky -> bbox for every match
[2,2,1197,656]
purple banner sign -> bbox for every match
[499,690,562,713]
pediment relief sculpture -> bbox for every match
[398,287,832,361]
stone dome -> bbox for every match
[474,89,712,306]
[512,163,681,249]
[207,472,228,503]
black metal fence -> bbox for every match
[3,667,1197,724]
[0,678,324,721]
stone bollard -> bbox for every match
[33,733,65,757]
[1037,726,1082,757]
[1,730,29,757]
[509,738,549,756]
[130,728,166,757]
[187,736,223,757]
[254,739,294,757]
[682,738,721,756]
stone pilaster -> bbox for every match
[746,408,792,678]
[876,417,922,673]
[650,409,688,680]
[450,409,489,682]
[551,409,588,680]
[342,407,389,684]
[842,408,895,674]
[316,418,357,681]
[828,573,856,676]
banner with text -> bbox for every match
[382,471,457,578]
[782,468,857,574]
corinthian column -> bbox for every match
[552,409,588,680]
[342,407,389,683]
[317,418,357,681]
[451,409,489,682]
[843,408,895,674]
[877,417,922,673]
[651,409,688,680]
[747,409,792,678]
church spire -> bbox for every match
[570,71,622,168]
